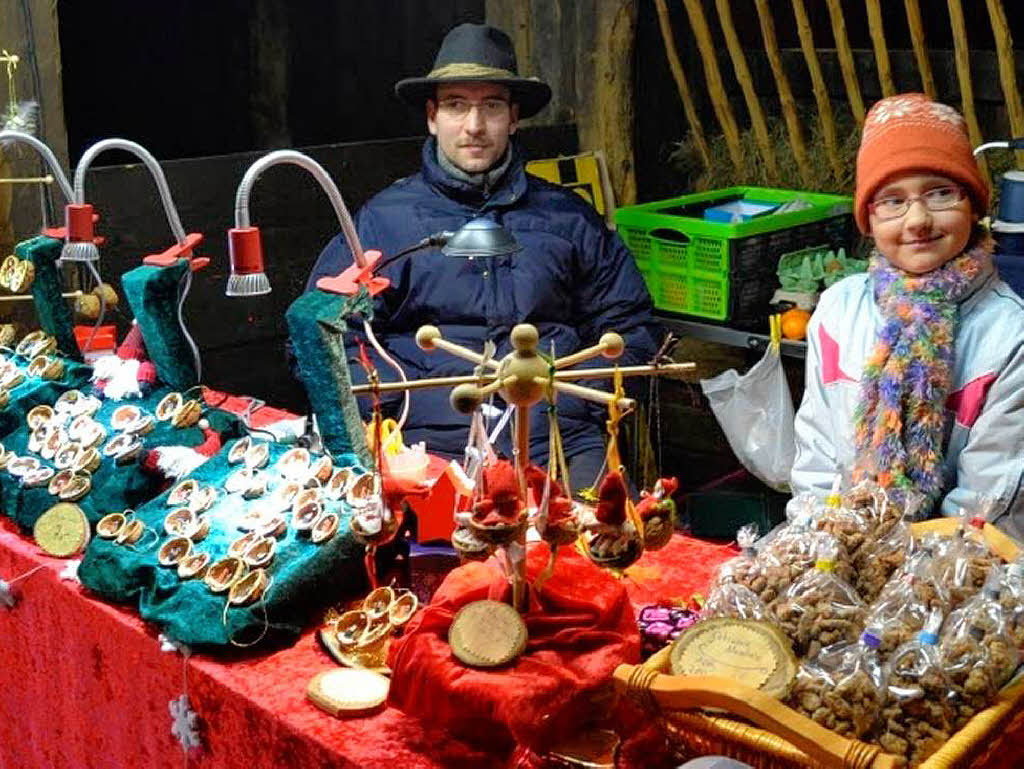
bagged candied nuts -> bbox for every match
[703,564,770,621]
[789,626,887,739]
[713,524,791,606]
[876,609,955,768]
[771,536,866,658]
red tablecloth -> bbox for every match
[0,519,730,769]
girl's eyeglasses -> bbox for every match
[869,185,966,220]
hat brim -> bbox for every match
[395,76,552,119]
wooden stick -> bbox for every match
[349,364,695,394]
[554,339,618,369]
[754,0,812,187]
[790,0,843,181]
[430,338,497,369]
[824,0,865,126]
[653,0,710,169]
[714,0,779,183]
[947,0,990,185]
[681,0,744,175]
[903,0,935,98]
[351,374,493,395]
[985,0,1024,169]
[512,405,529,612]
[0,290,82,303]
[553,363,695,381]
[547,378,635,411]
[865,0,895,97]
[0,174,54,185]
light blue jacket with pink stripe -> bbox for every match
[791,261,1024,539]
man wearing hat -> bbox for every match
[305,23,660,485]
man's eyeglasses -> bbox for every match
[869,185,967,221]
[436,97,510,120]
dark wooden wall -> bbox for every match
[635,0,1024,201]
[80,125,577,412]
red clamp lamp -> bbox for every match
[226,150,386,297]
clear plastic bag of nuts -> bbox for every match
[763,499,855,587]
[788,626,887,739]
[814,476,872,569]
[867,552,950,657]
[876,609,955,768]
[702,564,770,621]
[852,491,923,604]
[712,524,792,606]
[1000,558,1024,650]
[933,504,1003,609]
[771,536,866,658]
[942,568,1019,687]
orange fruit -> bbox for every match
[780,308,811,341]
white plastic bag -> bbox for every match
[700,326,796,492]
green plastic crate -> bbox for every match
[617,187,853,323]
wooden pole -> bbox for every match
[790,0,843,182]
[714,0,779,183]
[681,0,744,176]
[753,0,812,187]
[865,0,895,97]
[653,0,710,169]
[947,0,990,185]
[903,0,936,99]
[512,405,529,612]
[824,0,865,126]
[985,0,1024,168]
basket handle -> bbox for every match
[613,664,899,769]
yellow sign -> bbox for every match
[526,152,613,224]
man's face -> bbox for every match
[426,82,519,174]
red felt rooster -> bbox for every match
[472,459,523,527]
[524,464,575,528]
[594,470,628,526]
[635,477,679,521]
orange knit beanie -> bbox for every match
[854,93,989,234]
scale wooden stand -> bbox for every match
[353,322,693,612]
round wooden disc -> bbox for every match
[306,668,390,717]
[448,599,528,668]
[33,502,90,558]
[669,617,797,699]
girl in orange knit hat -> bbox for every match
[791,93,1024,537]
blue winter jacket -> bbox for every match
[305,137,661,464]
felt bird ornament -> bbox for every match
[594,470,628,526]
[472,459,523,527]
[635,477,679,521]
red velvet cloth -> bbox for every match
[389,546,642,754]
[1,520,1022,768]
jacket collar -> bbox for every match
[420,136,528,210]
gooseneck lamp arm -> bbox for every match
[0,130,74,202]
[70,138,205,376]
[73,138,189,246]
[228,150,366,298]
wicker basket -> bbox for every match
[614,519,1024,769]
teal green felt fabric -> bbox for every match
[0,385,242,532]
[78,438,370,650]
[285,290,371,467]
[0,355,91,439]
[19,236,82,361]
[121,260,197,390]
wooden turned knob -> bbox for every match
[450,383,483,414]
[600,332,624,359]
[510,324,538,352]
[415,325,441,351]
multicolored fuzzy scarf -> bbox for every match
[852,237,992,503]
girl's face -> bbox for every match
[867,173,975,274]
